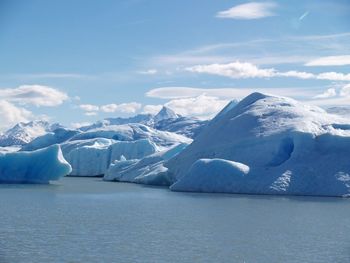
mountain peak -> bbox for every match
[153,106,179,123]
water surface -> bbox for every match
[0,177,349,263]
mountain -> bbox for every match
[79,106,208,138]
[165,92,350,196]
[79,114,153,131]
[0,121,62,147]
[153,106,179,123]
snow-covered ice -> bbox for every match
[104,143,189,185]
[166,92,350,197]
[0,144,71,183]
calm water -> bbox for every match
[0,177,349,263]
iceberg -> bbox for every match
[166,92,350,197]
[21,127,80,151]
[170,159,249,192]
[104,143,189,185]
[0,144,71,183]
[62,138,158,176]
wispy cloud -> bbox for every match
[6,73,89,80]
[305,55,350,66]
[146,87,320,100]
[186,61,350,81]
[137,69,158,75]
[216,2,277,20]
[299,11,309,21]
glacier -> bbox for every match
[166,92,350,197]
[0,144,72,183]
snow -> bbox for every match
[166,92,350,197]
[170,159,249,192]
[104,143,189,185]
[70,123,192,148]
[0,144,71,183]
[153,106,179,123]
[62,138,158,176]
[21,127,80,151]
[79,107,206,139]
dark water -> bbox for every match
[0,177,349,263]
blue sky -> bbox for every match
[0,0,349,130]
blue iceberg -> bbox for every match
[0,144,72,183]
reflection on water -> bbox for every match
[0,177,349,263]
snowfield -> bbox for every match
[0,144,71,183]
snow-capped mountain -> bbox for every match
[0,121,63,147]
[79,106,207,138]
[79,114,154,131]
[153,106,179,123]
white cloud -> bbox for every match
[340,84,350,97]
[187,61,276,79]
[0,85,69,107]
[0,100,33,131]
[164,95,229,119]
[186,61,350,81]
[100,104,118,113]
[138,69,158,75]
[79,104,99,112]
[316,72,350,81]
[216,2,277,20]
[142,104,163,115]
[305,55,350,66]
[85,112,98,116]
[313,88,337,99]
[80,102,142,115]
[146,87,318,100]
[100,102,141,114]
[70,122,92,129]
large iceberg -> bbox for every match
[0,144,71,183]
[166,92,350,197]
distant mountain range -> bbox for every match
[0,106,208,147]
[79,106,208,138]
[0,121,62,147]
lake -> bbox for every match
[0,177,349,263]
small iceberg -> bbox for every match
[0,144,72,183]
